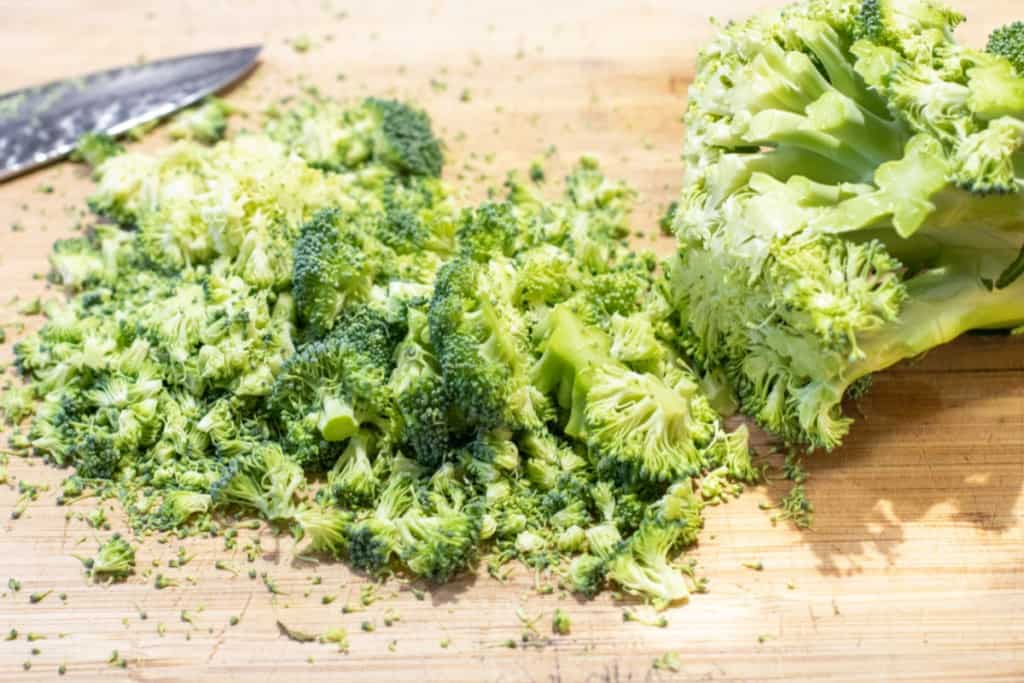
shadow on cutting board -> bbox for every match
[774,334,1024,576]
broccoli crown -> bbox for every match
[673,0,1024,449]
[988,21,1024,75]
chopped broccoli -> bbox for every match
[532,305,716,483]
[429,255,544,434]
[1,89,771,619]
[70,132,123,171]
[77,534,136,582]
[988,21,1024,74]
[168,98,232,144]
[266,97,442,177]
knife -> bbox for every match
[0,45,261,182]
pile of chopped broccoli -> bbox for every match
[3,93,759,613]
[669,0,1024,450]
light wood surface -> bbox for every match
[1,1,1023,681]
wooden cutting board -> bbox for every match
[1,1,1022,681]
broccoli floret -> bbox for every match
[168,98,232,144]
[605,521,689,610]
[567,553,607,597]
[672,0,1024,449]
[532,305,717,483]
[376,177,456,256]
[429,255,544,433]
[268,305,401,460]
[323,431,382,508]
[70,132,123,171]
[397,501,483,582]
[79,534,135,582]
[347,475,414,573]
[988,21,1024,75]
[156,490,212,529]
[266,97,442,177]
[455,202,521,261]
[294,505,352,557]
[365,98,444,177]
[388,306,453,470]
[855,0,963,45]
[49,237,106,291]
[209,444,304,522]
[292,208,393,337]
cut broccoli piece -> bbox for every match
[266,97,442,177]
[532,305,717,483]
[70,132,123,171]
[168,98,232,144]
[292,208,391,337]
[388,306,453,470]
[429,255,545,433]
[397,501,483,582]
[988,21,1024,75]
[78,534,136,582]
[268,305,401,465]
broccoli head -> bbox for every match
[672,0,1024,449]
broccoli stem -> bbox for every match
[318,397,359,442]
[845,265,1024,385]
[710,147,865,203]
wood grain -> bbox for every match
[1,1,1023,681]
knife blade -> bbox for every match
[0,45,261,182]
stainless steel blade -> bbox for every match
[0,45,261,181]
